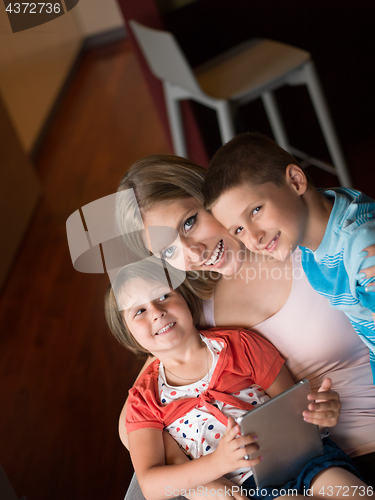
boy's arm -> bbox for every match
[239,331,340,429]
[129,424,258,500]
[358,246,375,327]
[359,243,375,296]
[346,227,375,315]
[264,365,341,429]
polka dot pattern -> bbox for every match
[158,335,268,486]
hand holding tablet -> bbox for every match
[236,380,324,488]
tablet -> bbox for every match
[237,379,324,488]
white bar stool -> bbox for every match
[129,20,352,187]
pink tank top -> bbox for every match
[202,248,375,457]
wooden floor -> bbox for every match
[0,39,170,500]
[1,36,375,500]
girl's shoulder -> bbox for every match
[200,327,253,343]
[131,359,160,392]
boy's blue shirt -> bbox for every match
[299,187,375,382]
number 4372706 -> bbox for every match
[6,3,61,13]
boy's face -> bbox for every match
[210,178,307,262]
[122,279,195,357]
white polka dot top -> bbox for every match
[158,334,270,485]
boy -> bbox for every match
[203,132,375,382]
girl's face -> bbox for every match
[142,197,244,275]
[122,279,195,357]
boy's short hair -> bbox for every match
[203,132,301,210]
[104,258,203,358]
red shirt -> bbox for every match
[126,328,285,433]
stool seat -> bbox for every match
[196,39,310,102]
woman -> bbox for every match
[116,155,375,487]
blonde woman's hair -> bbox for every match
[115,154,220,300]
[116,154,206,254]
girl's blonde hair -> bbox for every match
[115,154,220,302]
[104,258,206,358]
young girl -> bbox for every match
[105,258,368,500]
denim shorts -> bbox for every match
[240,438,361,499]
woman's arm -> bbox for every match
[119,355,155,450]
[129,425,258,500]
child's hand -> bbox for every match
[359,244,375,292]
[303,378,341,428]
[212,417,261,477]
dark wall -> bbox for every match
[164,1,375,159]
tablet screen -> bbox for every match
[237,380,324,488]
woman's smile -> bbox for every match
[201,239,225,267]
[142,197,244,275]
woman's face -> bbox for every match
[142,197,244,275]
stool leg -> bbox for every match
[303,62,352,187]
[164,82,187,157]
[261,91,290,152]
[216,101,236,145]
